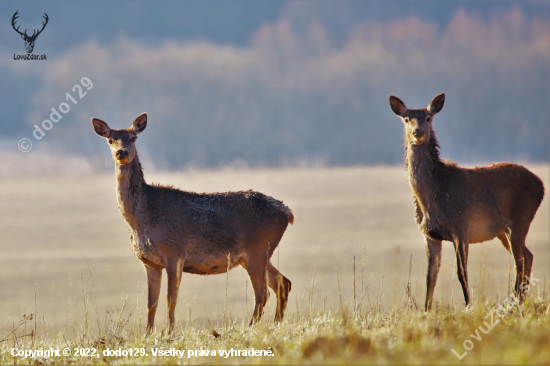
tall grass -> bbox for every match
[1,254,548,365]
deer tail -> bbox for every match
[282,205,294,225]
[264,195,294,225]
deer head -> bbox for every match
[389,93,445,146]
[12,11,49,54]
[92,113,148,166]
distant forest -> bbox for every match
[2,5,548,169]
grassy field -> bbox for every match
[0,164,548,364]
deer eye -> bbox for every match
[130,136,137,143]
[108,139,113,144]
[426,117,432,122]
[404,118,409,123]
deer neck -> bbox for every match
[115,154,147,232]
[405,136,441,217]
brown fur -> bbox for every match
[92,113,293,333]
[390,94,544,310]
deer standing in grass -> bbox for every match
[389,94,544,310]
[92,113,293,333]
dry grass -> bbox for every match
[0,267,548,365]
[0,164,548,364]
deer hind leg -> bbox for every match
[165,258,185,333]
[425,238,442,311]
[245,256,269,326]
[266,262,291,323]
[453,237,470,306]
[523,247,534,285]
[144,264,163,335]
[509,225,529,302]
[497,228,532,299]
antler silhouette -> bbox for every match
[11,10,26,37]
[11,11,49,40]
[31,13,49,39]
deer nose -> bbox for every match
[413,129,423,137]
[116,150,128,159]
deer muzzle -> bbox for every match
[116,150,129,160]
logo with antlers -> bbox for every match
[12,10,49,54]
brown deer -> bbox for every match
[91,113,293,333]
[389,93,544,310]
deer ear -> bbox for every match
[92,118,111,138]
[131,113,147,134]
[428,93,445,115]
[389,96,407,117]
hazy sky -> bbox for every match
[1,1,548,169]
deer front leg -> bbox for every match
[165,258,184,333]
[425,238,442,310]
[144,264,162,335]
[453,237,470,306]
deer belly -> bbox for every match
[467,218,500,243]
[183,251,243,275]
[467,208,505,243]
